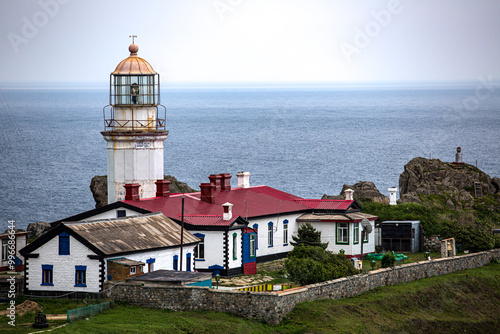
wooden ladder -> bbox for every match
[474,182,483,198]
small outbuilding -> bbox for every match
[381,221,420,253]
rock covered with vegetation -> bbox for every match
[322,181,389,204]
[399,157,500,208]
[90,175,197,208]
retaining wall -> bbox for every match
[105,249,500,324]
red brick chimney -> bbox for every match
[220,173,232,191]
[209,174,222,191]
[200,183,215,204]
[155,179,171,198]
[124,184,140,201]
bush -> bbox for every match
[381,252,396,268]
[290,222,328,249]
[285,245,357,285]
[441,222,495,252]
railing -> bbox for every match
[67,301,114,322]
[103,105,167,131]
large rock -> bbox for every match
[322,181,389,204]
[26,222,51,240]
[90,175,197,208]
[90,175,107,208]
[398,157,500,205]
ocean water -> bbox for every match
[1,85,499,231]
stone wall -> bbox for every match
[105,249,500,325]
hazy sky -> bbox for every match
[1,0,499,85]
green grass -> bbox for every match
[5,262,496,333]
[0,298,107,333]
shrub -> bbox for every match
[290,222,328,249]
[285,245,357,285]
[381,252,396,268]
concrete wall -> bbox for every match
[105,249,500,325]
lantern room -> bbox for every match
[110,43,160,106]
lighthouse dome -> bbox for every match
[112,44,157,75]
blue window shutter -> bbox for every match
[253,224,259,249]
[59,233,70,255]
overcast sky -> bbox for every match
[0,0,499,85]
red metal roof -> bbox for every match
[122,185,361,227]
[182,215,239,226]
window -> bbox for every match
[253,224,258,249]
[336,223,349,244]
[59,232,70,255]
[232,233,238,260]
[363,227,369,243]
[186,253,191,272]
[268,222,273,247]
[130,266,136,275]
[249,234,256,258]
[173,255,178,271]
[41,265,53,286]
[1,239,7,261]
[117,210,126,218]
[193,233,205,260]
[75,266,86,287]
[353,223,360,244]
[283,220,289,245]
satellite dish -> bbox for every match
[361,218,372,234]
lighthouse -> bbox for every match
[102,37,168,203]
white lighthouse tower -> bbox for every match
[102,37,168,203]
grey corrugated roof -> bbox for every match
[297,212,377,222]
[109,258,145,266]
[67,213,199,255]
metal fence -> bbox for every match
[67,301,114,322]
[236,284,295,292]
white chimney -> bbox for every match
[222,202,233,221]
[344,188,354,200]
[236,171,251,188]
[388,187,398,205]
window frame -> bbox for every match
[283,220,289,246]
[336,223,349,245]
[193,233,205,260]
[74,265,87,287]
[232,233,238,260]
[1,239,7,261]
[249,233,256,258]
[353,223,360,244]
[268,222,273,247]
[41,264,54,286]
[130,266,136,275]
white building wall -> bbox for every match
[66,208,144,222]
[310,221,376,258]
[249,213,301,259]
[192,231,224,270]
[27,235,101,293]
[228,229,241,270]
[106,245,196,276]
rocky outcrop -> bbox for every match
[322,181,389,204]
[90,175,197,208]
[398,157,500,206]
[90,175,108,208]
[26,222,51,240]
